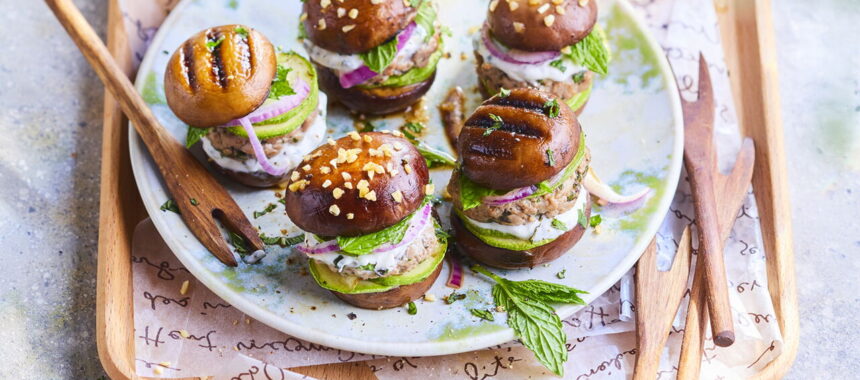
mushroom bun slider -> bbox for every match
[447,88,592,269]
[300,0,445,115]
[474,0,611,114]
[285,131,448,309]
[165,24,327,187]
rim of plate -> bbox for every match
[129,0,683,357]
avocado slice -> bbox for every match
[564,80,593,112]
[226,51,320,139]
[308,237,447,294]
[455,209,556,251]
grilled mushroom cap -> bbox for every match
[302,0,418,54]
[458,88,581,190]
[487,0,598,52]
[164,25,276,128]
[284,132,430,237]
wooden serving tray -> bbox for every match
[94,0,798,378]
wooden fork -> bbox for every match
[45,0,263,266]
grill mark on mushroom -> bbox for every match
[484,97,545,114]
[465,115,544,138]
[207,30,229,89]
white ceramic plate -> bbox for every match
[130,0,682,356]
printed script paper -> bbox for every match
[124,0,784,378]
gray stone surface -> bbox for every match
[0,0,857,378]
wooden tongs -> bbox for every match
[45,0,263,266]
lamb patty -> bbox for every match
[206,110,319,159]
[327,222,442,280]
[474,53,594,101]
[448,149,591,225]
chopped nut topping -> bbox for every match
[322,179,332,188]
[348,131,360,141]
[424,293,436,302]
[370,0,383,4]
[337,7,346,17]
[154,367,164,375]
[391,130,403,137]
[556,5,566,14]
[320,166,331,174]
[300,12,308,22]
[342,172,352,180]
[302,164,311,171]
[513,22,525,33]
[321,0,331,8]
[537,3,549,13]
[344,182,354,189]
[329,158,338,168]
[365,190,377,201]
[551,0,563,4]
[509,1,519,10]
[489,0,499,11]
[329,204,340,216]
[337,148,348,163]
[317,19,327,30]
[391,190,403,203]
[290,171,300,181]
[379,143,394,157]
[363,134,373,142]
[327,138,336,146]
[561,45,572,54]
[578,0,589,6]
[288,180,308,192]
[544,14,555,27]
[404,164,413,174]
[393,142,404,151]
[357,179,370,190]
[180,280,190,295]
[178,330,190,338]
[528,0,541,5]
[347,213,355,219]
[348,8,359,19]
[368,147,383,157]
[425,183,435,194]
[368,171,375,180]
[332,188,344,199]
[359,187,369,197]
[342,24,356,33]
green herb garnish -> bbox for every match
[269,64,295,99]
[589,214,602,228]
[446,292,466,304]
[556,269,566,279]
[470,308,495,321]
[358,36,399,73]
[205,36,226,51]
[551,218,567,231]
[359,120,377,132]
[336,199,429,255]
[546,148,556,166]
[416,143,456,168]
[413,0,437,42]
[260,233,305,247]
[561,25,611,76]
[185,127,210,148]
[358,263,377,271]
[543,99,560,118]
[471,264,586,376]
[578,209,588,228]
[572,71,586,84]
[401,122,425,142]
[160,199,180,214]
[190,198,199,206]
[229,232,249,254]
[549,59,567,72]
[407,301,418,315]
[234,26,249,38]
[253,203,277,219]
[484,113,503,136]
[498,87,511,97]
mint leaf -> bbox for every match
[562,25,611,76]
[543,99,560,118]
[160,199,180,214]
[551,218,566,231]
[253,203,277,218]
[470,308,495,321]
[458,173,504,211]
[206,36,225,51]
[336,202,426,255]
[589,214,602,227]
[401,122,425,142]
[229,232,249,254]
[414,0,437,42]
[416,143,456,168]
[407,301,418,315]
[269,64,295,99]
[498,87,511,97]
[259,233,304,247]
[556,269,566,279]
[577,209,588,228]
[484,113,503,136]
[445,292,466,304]
[234,26,249,38]
[359,36,399,73]
[572,71,586,84]
[546,148,556,166]
[506,279,586,304]
[549,59,566,72]
[185,127,210,148]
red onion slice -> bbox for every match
[237,117,286,176]
[338,22,417,88]
[372,203,432,253]
[481,26,560,65]
[296,239,340,255]
[584,169,650,205]
[223,79,310,126]
[482,185,537,206]
[446,254,463,289]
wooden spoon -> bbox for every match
[45,0,263,266]
[633,226,692,380]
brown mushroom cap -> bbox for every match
[284,132,430,237]
[164,25,276,128]
[315,64,435,115]
[487,0,598,52]
[302,0,418,54]
[457,88,581,190]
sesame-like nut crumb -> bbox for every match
[317,19,327,30]
[321,167,331,175]
[322,179,332,188]
[391,130,403,137]
[342,25,356,33]
[425,183,435,194]
[327,138,336,146]
[368,171,375,180]
[495,305,506,312]
[509,1,519,10]
[366,190,377,201]
[342,172,352,180]
[359,187,369,197]
[544,14,555,27]
[344,182,354,189]
[513,22,525,33]
[321,0,331,8]
[302,164,311,171]
[363,134,373,142]
[489,0,499,11]
[561,46,572,54]
[528,0,540,5]
[348,131,360,141]
[179,330,190,338]
[179,280,190,295]
[357,179,370,190]
[153,367,164,375]
[333,188,344,199]
[393,142,404,151]
[552,0,563,4]
[537,3,549,13]
[158,361,171,368]
[291,171,300,181]
[348,8,359,19]
[424,294,436,302]
[329,204,341,216]
[370,0,383,4]
[337,7,346,17]
[288,180,308,192]
[300,12,308,22]
[347,213,355,219]
[578,0,589,5]
[404,164,412,174]
[556,5,566,14]
[392,190,403,203]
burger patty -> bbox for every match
[448,149,591,225]
[474,53,594,101]
[361,29,441,87]
[206,110,319,159]
[328,222,442,280]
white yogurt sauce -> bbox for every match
[303,219,433,274]
[473,33,586,85]
[465,184,589,242]
[303,25,428,76]
[201,92,328,174]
